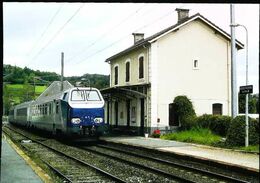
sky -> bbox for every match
[3,3,259,93]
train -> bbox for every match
[8,81,107,138]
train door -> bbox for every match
[60,100,69,132]
[106,101,110,125]
[53,101,60,134]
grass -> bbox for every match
[6,84,47,93]
[160,128,259,153]
[35,85,47,93]
[4,84,47,104]
[161,128,222,146]
[239,144,259,153]
[6,84,24,89]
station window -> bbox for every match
[213,103,222,115]
[139,56,144,79]
[125,62,130,82]
[193,59,199,69]
[114,66,118,85]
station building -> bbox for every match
[101,9,243,135]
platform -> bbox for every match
[1,135,50,183]
[101,136,259,172]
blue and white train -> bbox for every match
[8,81,106,138]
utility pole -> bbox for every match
[230,4,238,117]
[231,24,249,147]
[61,52,64,91]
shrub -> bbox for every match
[196,114,232,136]
[226,115,259,146]
[181,115,197,130]
[173,96,196,130]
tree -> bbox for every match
[173,95,196,129]
[239,93,258,114]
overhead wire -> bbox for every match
[66,3,147,64]
[74,8,174,65]
[29,4,85,64]
[27,4,64,56]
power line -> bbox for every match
[74,8,173,65]
[66,4,147,64]
[27,4,64,56]
[29,4,85,64]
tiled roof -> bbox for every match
[105,13,244,62]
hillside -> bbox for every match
[3,64,110,115]
[3,64,109,89]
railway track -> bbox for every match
[3,125,188,182]
[3,126,125,183]
[96,143,258,181]
[78,144,252,183]
[3,125,258,183]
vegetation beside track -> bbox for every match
[160,95,259,153]
[161,128,222,146]
[160,127,259,153]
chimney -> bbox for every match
[132,33,144,44]
[175,8,190,23]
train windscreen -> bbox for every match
[71,90,101,101]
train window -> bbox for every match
[71,90,85,101]
[63,92,69,101]
[49,103,52,114]
[86,90,101,101]
[44,104,47,115]
[17,108,27,116]
[56,102,59,114]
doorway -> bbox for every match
[140,98,145,135]
[169,103,179,126]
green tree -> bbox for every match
[173,95,196,129]
[239,93,258,113]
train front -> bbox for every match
[67,88,106,137]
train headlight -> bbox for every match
[71,118,81,124]
[94,117,103,123]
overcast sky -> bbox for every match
[3,3,259,93]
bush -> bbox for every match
[226,115,259,146]
[181,115,197,130]
[173,96,196,130]
[196,114,232,136]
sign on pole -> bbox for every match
[240,85,253,94]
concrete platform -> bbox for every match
[1,135,50,183]
[101,136,259,172]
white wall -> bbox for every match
[152,20,232,126]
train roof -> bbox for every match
[35,81,74,103]
[14,100,35,109]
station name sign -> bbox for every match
[240,85,253,94]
